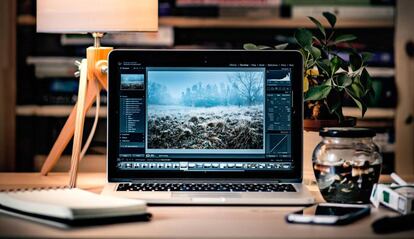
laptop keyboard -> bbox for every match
[116,183,296,192]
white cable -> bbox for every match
[80,92,100,160]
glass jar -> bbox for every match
[313,128,382,204]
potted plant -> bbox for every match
[244,12,374,174]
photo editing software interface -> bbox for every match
[117,62,295,173]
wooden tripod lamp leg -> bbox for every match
[40,79,101,175]
[40,46,112,176]
[68,59,88,188]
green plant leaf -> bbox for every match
[346,93,366,116]
[360,68,372,90]
[346,88,367,117]
[257,45,272,50]
[325,90,342,114]
[323,12,336,28]
[317,59,331,76]
[308,16,326,38]
[323,78,333,86]
[334,34,357,44]
[349,53,362,71]
[346,81,367,117]
[333,107,345,123]
[304,84,332,101]
[335,55,349,70]
[330,56,341,74]
[337,74,353,87]
[351,79,364,97]
[243,43,258,50]
[295,28,313,48]
[274,43,289,50]
[361,52,373,62]
[312,36,322,46]
[306,45,321,59]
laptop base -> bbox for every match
[102,182,315,205]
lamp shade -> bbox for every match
[37,0,158,33]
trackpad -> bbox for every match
[172,193,242,198]
[191,197,226,203]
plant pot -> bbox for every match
[304,117,357,132]
[303,117,357,180]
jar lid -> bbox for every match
[319,127,376,138]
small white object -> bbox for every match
[391,172,408,186]
[370,183,414,214]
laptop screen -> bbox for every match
[108,50,303,179]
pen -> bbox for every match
[372,213,414,234]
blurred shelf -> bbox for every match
[17,15,36,25]
[343,107,395,119]
[18,15,394,29]
[159,16,393,28]
[16,105,107,118]
[366,67,395,78]
[355,120,394,128]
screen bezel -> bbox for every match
[107,50,303,182]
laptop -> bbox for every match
[102,49,314,205]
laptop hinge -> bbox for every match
[126,178,287,183]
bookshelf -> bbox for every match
[159,16,393,28]
[342,107,395,120]
[18,15,394,29]
[13,0,398,173]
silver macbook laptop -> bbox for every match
[102,50,314,205]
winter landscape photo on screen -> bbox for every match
[121,74,145,90]
[146,68,265,152]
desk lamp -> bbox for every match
[36,0,158,187]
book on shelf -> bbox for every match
[26,56,108,105]
[26,56,80,65]
[36,81,108,105]
[282,0,395,6]
[175,0,282,18]
[176,0,282,7]
[219,6,279,18]
[291,5,394,19]
[32,65,78,79]
[61,26,174,47]
[26,56,80,78]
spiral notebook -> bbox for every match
[0,188,151,227]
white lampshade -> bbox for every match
[37,0,158,33]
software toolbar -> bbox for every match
[118,161,292,171]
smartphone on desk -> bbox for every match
[286,203,370,225]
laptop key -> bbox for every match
[117,183,296,192]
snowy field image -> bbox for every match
[147,69,264,150]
